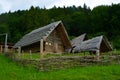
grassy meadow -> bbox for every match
[0,54,120,80]
[15,52,94,60]
[14,49,120,60]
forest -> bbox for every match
[0,3,120,49]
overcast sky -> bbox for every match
[0,0,120,14]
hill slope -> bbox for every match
[0,54,120,80]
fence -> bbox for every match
[4,51,120,71]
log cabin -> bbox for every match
[13,21,71,54]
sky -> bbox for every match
[0,0,120,14]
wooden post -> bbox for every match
[22,50,24,59]
[96,50,100,61]
[40,39,44,70]
[18,47,21,59]
[40,39,44,59]
[30,50,32,60]
[0,45,3,53]
[4,33,8,54]
[6,45,8,52]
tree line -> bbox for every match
[0,3,120,48]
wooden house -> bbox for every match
[13,21,71,54]
[72,35,113,54]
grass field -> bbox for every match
[15,52,94,60]
[14,49,120,60]
[0,54,120,80]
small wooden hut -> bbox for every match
[13,21,71,54]
[73,36,113,54]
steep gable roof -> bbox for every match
[73,36,112,53]
[13,21,71,48]
[71,33,87,47]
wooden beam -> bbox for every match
[18,46,21,59]
[30,50,32,60]
[40,39,44,59]
[96,50,100,61]
[6,45,8,52]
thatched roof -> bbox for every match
[73,36,112,53]
[13,21,71,48]
[71,33,87,47]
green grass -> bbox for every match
[15,52,91,60]
[17,53,40,60]
[112,49,120,55]
[15,50,120,60]
[0,54,120,80]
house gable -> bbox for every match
[44,23,71,53]
[44,28,64,53]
